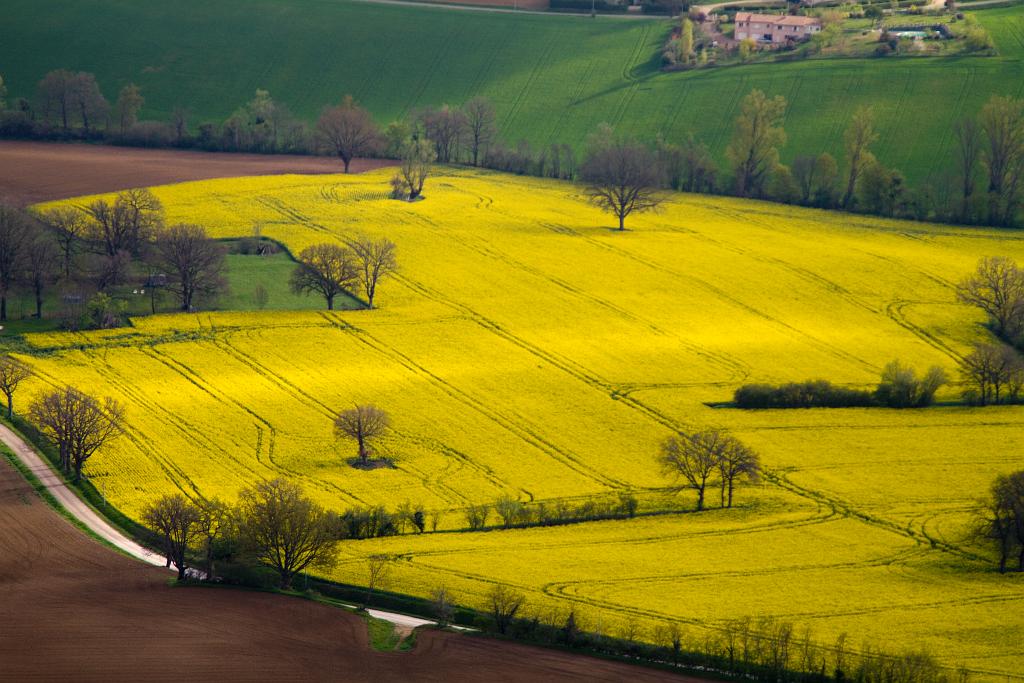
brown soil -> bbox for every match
[0,457,699,682]
[0,140,395,205]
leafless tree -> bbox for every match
[726,90,788,198]
[0,202,32,321]
[975,471,1024,572]
[464,503,490,530]
[956,256,1024,340]
[23,231,57,319]
[170,106,189,145]
[115,83,144,137]
[28,386,126,482]
[580,134,663,231]
[39,206,86,279]
[954,118,983,222]
[233,478,338,589]
[978,95,1024,226]
[399,138,436,200]
[417,105,468,163]
[153,224,227,311]
[488,583,526,635]
[197,497,229,580]
[68,72,109,133]
[364,553,394,607]
[316,95,381,173]
[36,69,75,132]
[431,585,456,627]
[334,404,390,464]
[86,188,164,257]
[289,243,358,310]
[349,236,397,308]
[717,438,761,508]
[659,430,730,511]
[0,355,31,419]
[463,97,497,166]
[959,342,1024,405]
[141,494,203,580]
[841,107,878,208]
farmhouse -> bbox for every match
[734,13,822,44]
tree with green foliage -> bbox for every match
[679,18,695,65]
[857,160,905,216]
[726,89,787,198]
[842,106,878,208]
[738,37,756,62]
[115,83,144,137]
[874,359,946,408]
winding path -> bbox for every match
[0,422,436,630]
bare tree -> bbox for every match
[39,206,86,279]
[959,342,1024,405]
[658,430,728,511]
[36,69,74,132]
[153,224,228,311]
[364,553,394,607]
[954,118,983,222]
[488,583,526,635]
[841,107,880,208]
[234,478,338,589]
[289,243,358,310]
[726,89,787,198]
[28,386,126,482]
[115,83,144,137]
[334,404,390,464]
[0,203,32,321]
[170,106,189,145]
[717,438,761,508]
[399,138,436,200]
[580,133,663,231]
[0,355,31,419]
[418,105,468,163]
[349,236,397,308]
[68,72,109,134]
[976,471,1024,572]
[431,585,456,627]
[464,503,490,530]
[978,95,1024,226]
[142,494,203,580]
[316,95,381,173]
[956,256,1024,340]
[86,188,164,257]
[23,231,57,319]
[197,497,229,581]
[464,97,497,166]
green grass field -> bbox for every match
[2,1,1023,185]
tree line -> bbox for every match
[5,68,1021,228]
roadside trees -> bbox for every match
[0,355,31,419]
[234,478,338,589]
[488,584,526,635]
[334,404,390,465]
[153,224,228,311]
[349,236,397,308]
[142,494,203,580]
[580,130,663,231]
[726,89,787,198]
[316,95,381,173]
[28,386,125,482]
[289,243,358,310]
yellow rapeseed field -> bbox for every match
[29,169,1024,679]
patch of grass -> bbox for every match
[221,251,363,312]
[365,614,411,652]
[0,0,1022,184]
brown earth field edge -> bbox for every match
[0,140,395,205]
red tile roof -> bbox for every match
[735,12,821,26]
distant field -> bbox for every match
[22,169,1024,679]
[2,1,1023,184]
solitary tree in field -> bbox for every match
[399,138,436,200]
[28,386,125,482]
[334,404,390,464]
[153,224,228,311]
[659,429,729,511]
[316,95,381,173]
[0,355,31,419]
[580,129,663,231]
[464,97,497,167]
[349,236,397,308]
[142,493,203,581]
[234,478,338,589]
[289,243,359,310]
[957,256,1024,340]
[975,470,1024,572]
[115,83,144,137]
[841,106,879,208]
[726,89,787,198]
[488,583,526,635]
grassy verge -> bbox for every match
[365,614,417,652]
